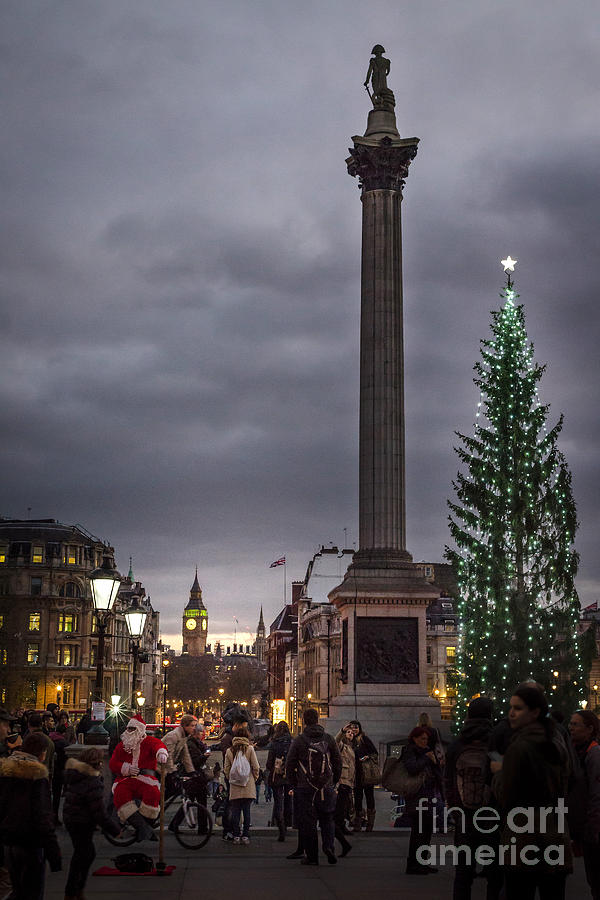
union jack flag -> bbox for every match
[269,557,286,568]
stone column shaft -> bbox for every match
[359,188,406,552]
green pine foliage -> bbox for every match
[446,279,586,726]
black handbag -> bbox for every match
[113,853,154,873]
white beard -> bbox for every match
[121,729,144,756]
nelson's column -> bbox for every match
[327,46,441,749]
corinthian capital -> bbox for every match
[347,137,418,194]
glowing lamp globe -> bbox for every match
[89,552,121,613]
[124,595,148,638]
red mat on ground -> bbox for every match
[93,866,176,876]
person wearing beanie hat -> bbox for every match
[109,714,169,842]
[466,697,494,721]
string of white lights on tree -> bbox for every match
[446,257,586,726]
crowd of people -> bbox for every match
[0,685,600,899]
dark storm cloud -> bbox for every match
[2,1,598,642]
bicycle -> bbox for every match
[104,773,212,850]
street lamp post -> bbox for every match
[89,550,121,702]
[124,594,148,707]
[161,657,170,736]
[87,550,121,745]
[218,687,225,724]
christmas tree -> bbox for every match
[447,258,586,725]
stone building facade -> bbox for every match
[0,518,161,717]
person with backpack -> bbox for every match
[568,708,600,900]
[214,715,248,841]
[401,725,443,875]
[265,721,293,842]
[224,724,259,844]
[444,696,495,899]
[285,708,342,866]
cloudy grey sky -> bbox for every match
[2,1,599,650]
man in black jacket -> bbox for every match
[0,731,61,899]
[286,708,342,866]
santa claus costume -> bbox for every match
[109,714,168,838]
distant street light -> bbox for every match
[161,656,171,735]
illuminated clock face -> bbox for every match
[185,618,197,631]
[201,619,207,631]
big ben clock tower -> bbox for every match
[182,569,208,656]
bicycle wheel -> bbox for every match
[103,819,137,847]
[173,802,212,849]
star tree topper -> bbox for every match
[501,255,517,272]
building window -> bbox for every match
[32,545,44,564]
[0,615,3,629]
[27,643,40,665]
[62,547,78,565]
[444,621,455,632]
[446,646,456,664]
[426,645,432,664]
[0,582,8,596]
[57,646,73,666]
[25,680,37,706]
[59,582,82,599]
[29,613,41,632]
[0,688,5,704]
[0,546,6,563]
[91,616,98,634]
[90,645,96,666]
[426,675,434,692]
[31,577,42,596]
[0,648,6,665]
[58,614,77,633]
[62,683,72,704]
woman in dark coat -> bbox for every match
[63,747,119,900]
[0,732,62,899]
[495,684,571,900]
[348,720,378,831]
[265,721,293,841]
[402,725,443,875]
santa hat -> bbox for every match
[126,713,146,736]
